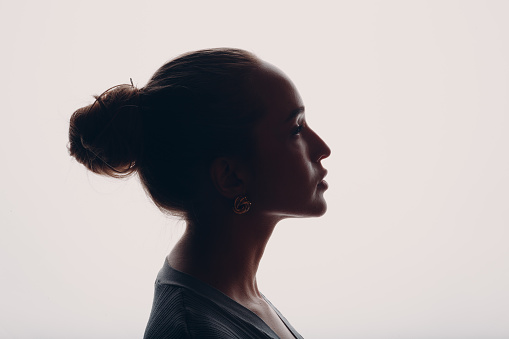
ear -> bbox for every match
[210,157,248,199]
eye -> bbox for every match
[292,124,303,135]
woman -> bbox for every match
[69,48,331,339]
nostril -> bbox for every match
[318,152,330,162]
[319,143,331,161]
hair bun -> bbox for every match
[68,84,143,178]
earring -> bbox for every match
[233,196,251,214]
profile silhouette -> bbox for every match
[69,48,330,339]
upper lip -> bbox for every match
[319,168,328,181]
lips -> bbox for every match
[317,179,329,190]
[317,169,328,189]
[319,168,328,182]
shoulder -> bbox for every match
[144,283,262,339]
[144,262,278,338]
[143,285,190,339]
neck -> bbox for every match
[168,213,280,303]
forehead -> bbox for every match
[248,62,303,123]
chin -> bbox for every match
[307,193,328,216]
[311,202,328,217]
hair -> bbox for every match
[68,48,262,220]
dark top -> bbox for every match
[143,260,304,339]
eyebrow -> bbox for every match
[285,106,305,122]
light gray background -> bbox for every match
[1,1,508,338]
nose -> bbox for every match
[310,128,331,162]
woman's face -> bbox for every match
[245,62,331,219]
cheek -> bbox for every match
[249,148,288,196]
[262,153,312,195]
[249,134,312,188]
[259,141,310,179]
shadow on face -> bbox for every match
[242,62,332,219]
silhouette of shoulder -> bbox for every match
[143,262,303,339]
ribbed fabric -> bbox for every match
[143,260,304,339]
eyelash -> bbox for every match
[293,123,304,135]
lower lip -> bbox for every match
[318,180,329,190]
